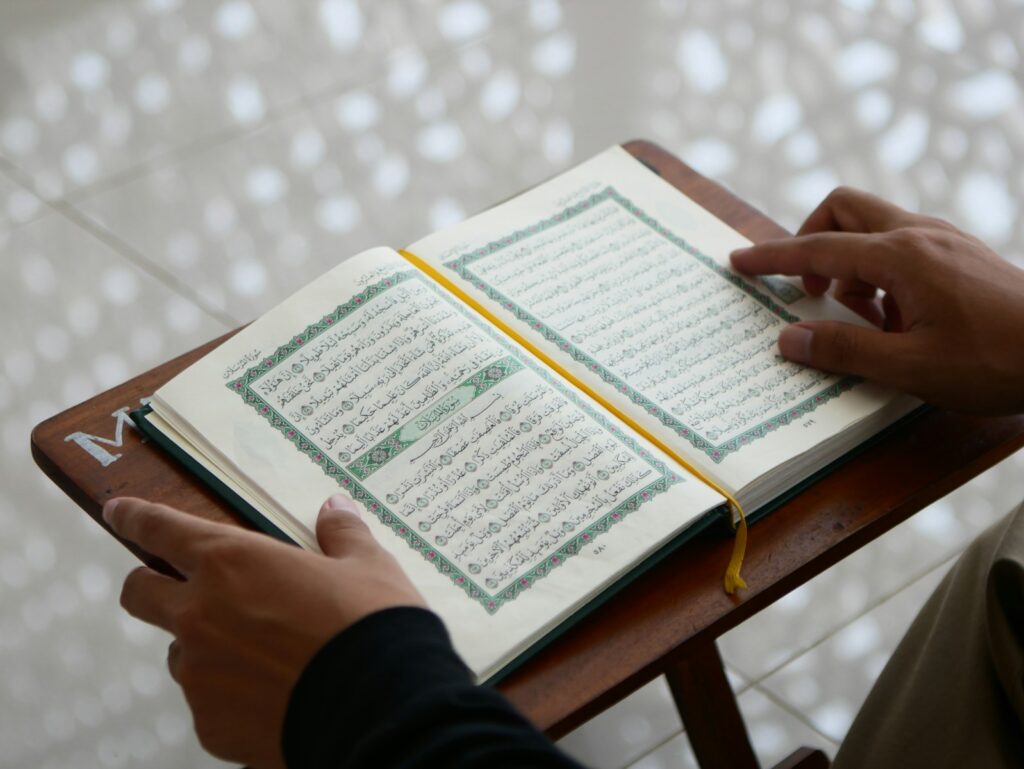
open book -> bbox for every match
[134,146,919,682]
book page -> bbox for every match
[153,247,723,679]
[407,146,919,503]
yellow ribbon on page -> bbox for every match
[399,248,749,594]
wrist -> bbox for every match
[282,607,469,769]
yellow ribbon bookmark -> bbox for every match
[399,249,749,595]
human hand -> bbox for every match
[104,494,426,769]
[730,187,1024,415]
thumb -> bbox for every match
[779,321,916,390]
[316,494,374,559]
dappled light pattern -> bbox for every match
[641,0,1024,267]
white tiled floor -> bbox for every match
[628,685,839,769]
[557,676,693,769]
[756,559,953,744]
[2,1,1023,768]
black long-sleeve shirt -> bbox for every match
[282,607,584,769]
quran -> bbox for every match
[133,146,919,682]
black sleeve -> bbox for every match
[282,606,586,769]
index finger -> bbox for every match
[730,232,896,293]
[103,497,225,575]
[798,187,924,236]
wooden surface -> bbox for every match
[666,642,759,769]
[31,140,1024,747]
[31,329,245,573]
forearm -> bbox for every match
[283,607,584,769]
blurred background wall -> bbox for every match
[1,1,1022,767]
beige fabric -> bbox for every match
[832,502,1024,768]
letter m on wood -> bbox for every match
[64,407,138,467]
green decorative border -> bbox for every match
[229,270,682,614]
[759,275,805,304]
[443,187,856,463]
[347,356,524,480]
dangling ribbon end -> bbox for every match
[723,502,749,595]
[723,570,748,595]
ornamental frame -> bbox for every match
[229,270,682,613]
[443,186,857,463]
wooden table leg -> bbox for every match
[665,640,759,769]
[770,747,830,769]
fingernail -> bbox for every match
[779,324,813,364]
[325,493,360,518]
[729,246,751,261]
[102,498,120,524]
[729,247,753,270]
